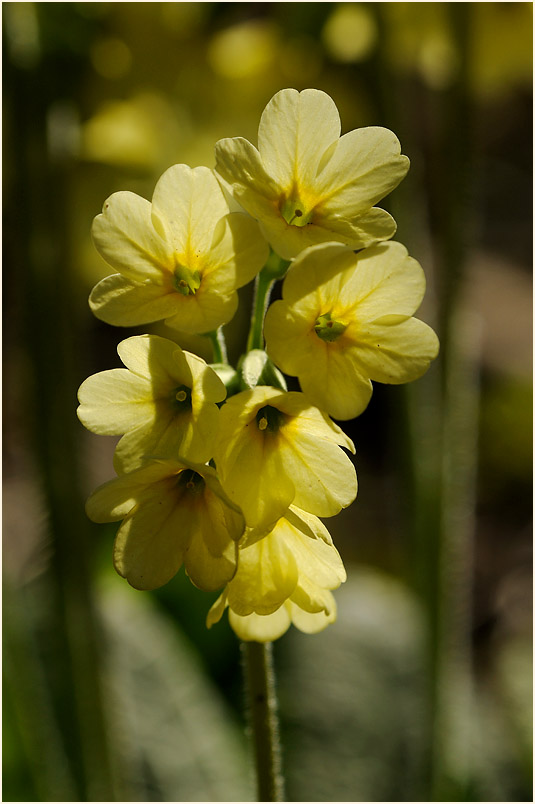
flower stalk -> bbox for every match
[243,641,284,802]
[207,327,228,364]
[247,270,276,352]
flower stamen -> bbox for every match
[256,405,284,434]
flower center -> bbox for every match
[256,405,284,434]
[174,384,192,411]
[176,468,205,495]
[280,197,313,227]
[314,312,348,343]
[173,262,201,296]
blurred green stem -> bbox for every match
[243,641,284,802]
[247,271,275,352]
[247,252,289,352]
[207,327,228,364]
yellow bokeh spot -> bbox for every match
[208,20,278,79]
[91,37,132,80]
[322,4,377,63]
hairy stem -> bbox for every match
[242,641,284,802]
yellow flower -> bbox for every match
[264,241,440,420]
[86,459,244,592]
[207,506,346,642]
[215,87,409,260]
[77,334,226,472]
[90,164,269,332]
[213,386,357,532]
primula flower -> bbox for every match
[90,164,269,332]
[207,506,346,642]
[215,87,409,260]
[264,241,440,420]
[77,334,226,472]
[213,386,357,532]
[86,459,244,591]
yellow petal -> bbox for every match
[113,491,187,591]
[92,191,173,283]
[257,88,341,190]
[151,164,230,256]
[89,273,180,327]
[278,423,357,516]
[339,242,427,319]
[203,213,269,291]
[183,503,238,592]
[258,213,340,261]
[317,126,409,213]
[289,597,337,634]
[117,334,191,389]
[227,529,298,616]
[77,368,154,436]
[348,316,440,384]
[85,460,185,522]
[276,393,355,453]
[290,577,335,614]
[214,136,280,221]
[206,592,228,628]
[228,604,292,642]
[216,422,295,529]
[298,347,374,420]
[286,526,346,588]
[164,287,239,334]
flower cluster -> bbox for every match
[78,88,438,642]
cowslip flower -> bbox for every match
[213,386,357,532]
[207,506,346,642]
[215,87,409,260]
[77,334,226,472]
[90,163,269,332]
[264,241,440,420]
[86,459,244,591]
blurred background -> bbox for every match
[3,3,532,801]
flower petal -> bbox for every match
[92,191,173,283]
[348,316,440,384]
[317,206,397,249]
[216,424,295,529]
[214,136,280,220]
[228,605,292,642]
[227,529,298,616]
[77,369,153,436]
[317,126,409,213]
[183,500,239,591]
[117,334,189,388]
[113,492,187,591]
[339,242,427,319]
[203,213,269,291]
[278,423,358,516]
[298,346,374,420]
[89,273,180,327]
[151,164,230,257]
[164,287,239,334]
[206,592,228,628]
[258,88,341,191]
[86,461,183,522]
[289,598,337,634]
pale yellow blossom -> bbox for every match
[90,164,269,332]
[215,88,409,259]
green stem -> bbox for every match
[247,270,275,352]
[243,641,284,802]
[206,327,228,364]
